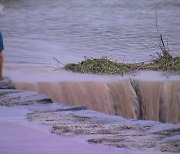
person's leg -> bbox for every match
[0,52,3,80]
[0,32,4,80]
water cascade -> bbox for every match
[14,78,180,123]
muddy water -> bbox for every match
[133,80,180,123]
[1,0,180,66]
[106,80,139,119]
[13,71,180,124]
[161,80,180,123]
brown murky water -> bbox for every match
[8,67,180,124]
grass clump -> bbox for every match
[64,54,180,75]
[65,57,132,74]
[153,55,180,72]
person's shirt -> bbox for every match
[0,32,4,51]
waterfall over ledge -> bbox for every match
[13,78,180,124]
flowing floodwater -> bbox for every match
[0,0,180,123]
[14,76,180,123]
[0,0,180,66]
[6,67,180,123]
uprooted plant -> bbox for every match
[153,9,179,71]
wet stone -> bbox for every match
[0,77,15,89]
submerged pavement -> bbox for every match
[0,120,122,154]
[0,105,177,154]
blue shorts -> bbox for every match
[0,32,4,51]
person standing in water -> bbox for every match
[0,32,4,80]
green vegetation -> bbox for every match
[64,53,180,75]
[154,55,180,72]
[65,57,131,74]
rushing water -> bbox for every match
[14,76,180,123]
[1,0,180,123]
[0,0,180,66]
